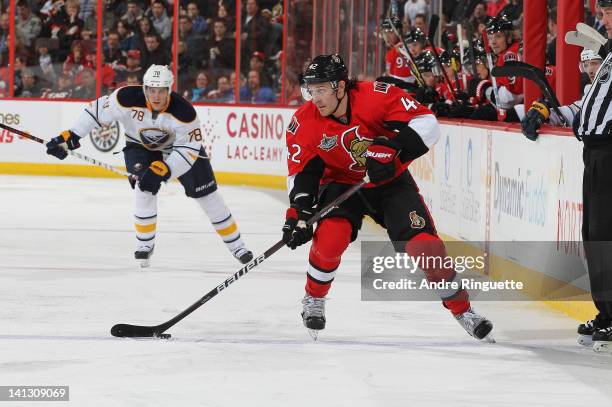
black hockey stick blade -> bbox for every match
[428,14,440,46]
[111,180,367,338]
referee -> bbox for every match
[576,0,612,354]
[521,0,612,353]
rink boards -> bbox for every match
[0,101,594,320]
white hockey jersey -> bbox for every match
[70,86,204,179]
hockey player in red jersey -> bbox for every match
[485,15,523,112]
[282,54,493,340]
[382,16,415,85]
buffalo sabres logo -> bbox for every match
[89,121,120,152]
[138,127,172,150]
[599,63,612,84]
[318,134,338,151]
[341,126,371,171]
[409,211,426,229]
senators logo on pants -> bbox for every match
[341,126,371,172]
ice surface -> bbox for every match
[1,175,611,407]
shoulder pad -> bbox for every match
[165,92,197,123]
[116,86,147,108]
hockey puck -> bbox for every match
[158,333,171,339]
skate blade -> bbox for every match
[140,258,151,268]
[307,329,319,341]
[578,334,593,347]
[481,334,496,344]
[593,341,612,354]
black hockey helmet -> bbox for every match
[598,0,612,7]
[404,28,427,45]
[439,50,460,66]
[485,15,513,34]
[381,15,402,33]
[300,54,348,86]
[414,52,435,73]
[463,40,487,65]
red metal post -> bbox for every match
[235,1,241,103]
[96,0,102,97]
[172,0,179,91]
[9,0,15,97]
[557,0,583,105]
[522,0,546,108]
[281,0,287,104]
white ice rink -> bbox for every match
[1,175,611,407]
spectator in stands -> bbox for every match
[147,0,172,41]
[122,0,144,27]
[104,31,126,66]
[16,0,42,49]
[61,0,85,43]
[203,75,234,103]
[73,67,95,98]
[592,4,608,36]
[177,39,195,92]
[208,18,234,74]
[63,40,94,77]
[42,72,74,99]
[249,51,266,79]
[13,55,27,93]
[17,68,42,97]
[133,16,157,52]
[241,0,270,66]
[413,13,428,36]
[217,3,235,33]
[81,7,97,40]
[240,69,276,103]
[186,1,207,34]
[79,0,96,21]
[124,49,143,78]
[0,13,8,58]
[284,71,302,106]
[37,40,56,86]
[126,71,141,85]
[179,15,205,69]
[260,6,282,60]
[469,2,488,34]
[116,20,137,52]
[141,32,170,69]
[404,0,428,25]
[188,71,212,101]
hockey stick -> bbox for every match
[0,123,131,178]
[491,61,569,127]
[427,14,458,102]
[110,179,368,339]
[480,27,505,120]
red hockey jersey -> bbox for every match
[286,81,432,187]
[385,46,414,82]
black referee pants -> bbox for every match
[583,143,612,322]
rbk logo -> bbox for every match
[341,126,371,172]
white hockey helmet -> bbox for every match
[579,49,603,72]
[143,64,174,92]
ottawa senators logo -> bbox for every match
[340,126,371,171]
[409,211,426,229]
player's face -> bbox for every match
[584,59,603,82]
[308,82,339,115]
[476,61,489,80]
[408,42,423,57]
[488,32,507,55]
[422,72,435,87]
[382,30,398,47]
[603,7,612,38]
[145,87,169,110]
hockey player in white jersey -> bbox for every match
[521,49,603,140]
[45,65,253,267]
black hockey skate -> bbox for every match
[455,308,494,342]
[135,245,154,268]
[232,247,254,264]
[301,294,326,340]
[577,315,610,347]
[592,327,612,354]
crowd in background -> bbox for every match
[0,0,600,117]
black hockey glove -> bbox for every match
[365,136,400,185]
[46,130,81,160]
[521,99,550,141]
[415,87,438,104]
[138,160,171,195]
[282,205,314,250]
